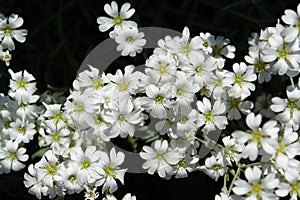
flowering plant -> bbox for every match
[1,1,300,200]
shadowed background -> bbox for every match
[0,0,298,199]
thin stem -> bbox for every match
[290,76,295,88]
[228,163,241,194]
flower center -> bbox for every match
[104,165,116,178]
[9,152,17,160]
[182,44,190,54]
[68,175,77,183]
[255,60,266,72]
[3,25,13,35]
[17,78,27,89]
[229,98,240,108]
[155,95,164,104]
[195,66,204,75]
[95,114,104,125]
[114,15,123,25]
[46,164,57,175]
[118,81,129,91]
[118,114,126,122]
[126,36,134,43]
[251,183,262,195]
[93,79,103,89]
[81,160,91,169]
[234,75,243,85]
[205,111,213,122]
[18,126,26,134]
[52,132,60,142]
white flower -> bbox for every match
[245,46,272,83]
[226,96,253,120]
[233,166,279,200]
[200,152,226,181]
[8,69,36,93]
[34,150,62,188]
[0,13,28,50]
[270,86,300,130]
[145,53,177,84]
[207,69,234,100]
[198,32,216,54]
[262,31,300,76]
[197,97,227,133]
[73,65,109,94]
[69,146,102,185]
[94,148,127,194]
[106,65,143,95]
[105,96,143,138]
[24,164,48,199]
[0,48,11,66]
[232,113,279,161]
[55,164,83,195]
[122,193,137,200]
[228,62,257,99]
[274,127,300,170]
[222,136,243,165]
[42,103,68,126]
[281,4,300,42]
[115,27,146,57]
[97,1,137,33]
[140,83,174,119]
[276,167,300,199]
[215,192,232,200]
[0,140,28,173]
[63,91,96,129]
[41,122,71,154]
[84,185,100,200]
[166,26,202,62]
[8,118,36,143]
[140,140,181,178]
[181,52,216,92]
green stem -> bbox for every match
[228,163,241,194]
[290,76,295,88]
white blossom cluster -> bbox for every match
[1,1,300,200]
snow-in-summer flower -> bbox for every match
[115,27,146,57]
[0,13,28,50]
[232,166,279,199]
[97,1,137,33]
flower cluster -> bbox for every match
[1,1,300,200]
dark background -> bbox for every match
[0,0,298,199]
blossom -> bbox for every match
[8,69,36,93]
[262,31,300,76]
[226,96,253,120]
[281,4,300,42]
[276,167,300,199]
[197,97,227,133]
[94,148,127,194]
[69,146,102,185]
[232,166,279,200]
[8,118,36,143]
[270,86,300,130]
[24,164,48,199]
[115,27,146,57]
[105,96,143,138]
[0,47,11,66]
[145,53,177,83]
[97,1,137,33]
[0,13,28,50]
[228,62,257,99]
[200,152,226,181]
[232,113,279,161]
[140,83,174,119]
[140,140,181,178]
[0,140,29,173]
